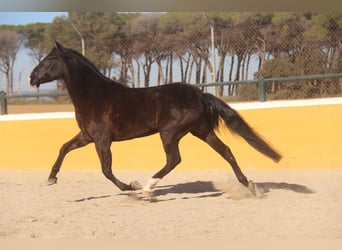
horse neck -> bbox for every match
[62,59,122,109]
[61,61,94,99]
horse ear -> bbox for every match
[54,40,63,50]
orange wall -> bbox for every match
[0,104,341,171]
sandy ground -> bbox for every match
[0,169,341,239]
[1,104,341,240]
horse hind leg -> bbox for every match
[191,129,264,197]
[47,131,92,185]
[191,129,249,187]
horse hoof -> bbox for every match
[46,178,57,186]
[130,181,142,190]
[248,180,265,199]
[247,180,256,195]
[142,189,155,198]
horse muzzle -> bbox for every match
[28,76,40,88]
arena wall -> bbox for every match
[1,98,341,171]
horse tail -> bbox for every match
[201,93,282,163]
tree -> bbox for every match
[110,13,140,85]
[130,13,162,87]
[69,12,120,77]
[44,12,124,80]
[0,30,24,95]
[22,23,49,63]
[159,13,191,83]
[305,13,342,73]
[304,13,342,94]
[4,11,340,98]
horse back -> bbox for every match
[76,83,204,141]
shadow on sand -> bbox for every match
[154,180,315,198]
[255,182,314,194]
[154,181,223,198]
[68,180,314,203]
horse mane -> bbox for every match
[63,47,127,87]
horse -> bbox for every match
[29,41,281,196]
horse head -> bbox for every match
[29,41,68,88]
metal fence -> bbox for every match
[17,13,342,100]
[64,20,342,101]
[199,73,342,102]
[91,27,342,92]
[1,73,342,115]
[1,13,342,114]
[0,91,68,115]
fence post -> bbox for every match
[258,78,266,102]
[0,91,8,115]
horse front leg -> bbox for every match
[47,131,92,185]
[95,140,142,191]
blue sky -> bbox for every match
[0,12,69,93]
[0,12,67,25]
[0,11,258,95]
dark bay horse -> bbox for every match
[29,41,281,195]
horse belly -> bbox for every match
[111,115,158,141]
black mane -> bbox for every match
[65,47,127,87]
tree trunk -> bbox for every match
[235,53,243,81]
[195,57,201,83]
[241,54,246,81]
[201,61,207,84]
[215,53,226,97]
[169,53,173,83]
[143,55,153,87]
[257,37,266,71]
[6,71,11,95]
[187,59,194,83]
[178,54,184,82]
[165,55,169,84]
[143,64,150,87]
[156,60,165,85]
[135,59,141,88]
[229,51,235,82]
[245,53,251,80]
[128,59,135,88]
[228,51,235,95]
[119,56,128,83]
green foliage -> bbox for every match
[255,57,302,78]
[1,12,342,99]
[234,84,259,102]
[304,13,342,41]
[158,12,206,33]
[254,56,321,100]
